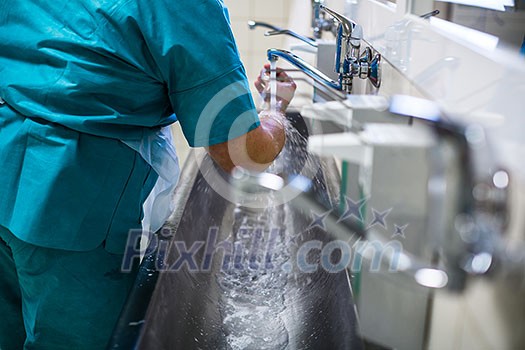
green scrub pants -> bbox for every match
[0,225,139,349]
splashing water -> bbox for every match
[268,112,317,180]
[217,189,291,350]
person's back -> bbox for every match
[0,1,169,136]
[0,0,265,251]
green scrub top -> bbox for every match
[0,0,260,253]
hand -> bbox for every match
[254,64,297,112]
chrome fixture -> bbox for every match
[320,5,381,92]
[252,7,381,92]
[267,48,347,99]
[247,20,282,32]
[358,47,382,89]
[311,0,337,39]
[265,29,318,48]
[229,95,525,293]
[249,20,318,48]
[267,47,380,96]
[389,95,510,291]
[320,5,361,60]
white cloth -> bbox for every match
[122,126,180,234]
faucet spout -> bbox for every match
[311,0,338,39]
[267,48,347,99]
[265,29,318,48]
[247,20,282,32]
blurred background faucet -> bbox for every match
[247,20,282,32]
[248,21,318,47]
[265,29,318,47]
[311,0,337,38]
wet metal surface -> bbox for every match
[112,114,364,349]
[136,153,363,349]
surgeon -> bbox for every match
[0,0,296,349]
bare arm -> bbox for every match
[208,65,295,173]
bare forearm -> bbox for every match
[207,64,295,173]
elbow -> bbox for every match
[208,114,286,173]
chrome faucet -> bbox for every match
[231,94,521,292]
[311,0,337,39]
[258,7,381,93]
[247,20,282,32]
[320,5,361,58]
[320,5,381,92]
[267,48,347,99]
[267,7,381,94]
[249,20,318,48]
[267,47,380,96]
[265,29,318,48]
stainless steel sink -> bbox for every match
[109,114,364,350]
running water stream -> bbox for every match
[270,60,278,114]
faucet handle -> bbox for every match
[359,47,381,88]
[420,9,440,19]
[369,52,382,88]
